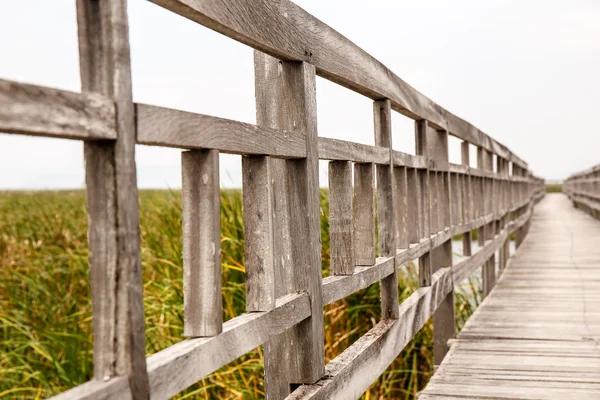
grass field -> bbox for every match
[545,183,563,193]
[0,190,481,399]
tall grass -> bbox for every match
[0,190,481,399]
[545,183,563,193]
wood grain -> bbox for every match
[182,150,222,336]
[76,0,149,396]
[136,103,305,158]
[421,194,600,400]
[242,156,275,311]
[329,161,355,275]
[374,99,399,320]
[255,54,325,393]
[0,79,116,140]
[318,137,388,164]
[148,0,528,168]
[353,163,376,266]
[288,268,454,400]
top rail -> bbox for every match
[151,0,527,168]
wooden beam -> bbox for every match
[136,103,305,158]
[76,0,149,396]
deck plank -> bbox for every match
[420,193,600,399]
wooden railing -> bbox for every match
[0,1,545,399]
[564,164,600,217]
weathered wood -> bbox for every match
[322,257,394,305]
[288,268,454,400]
[392,150,428,169]
[182,150,222,336]
[329,161,355,275]
[421,194,600,399]
[76,0,149,396]
[149,0,527,168]
[406,168,421,244]
[242,155,275,311]
[318,137,388,164]
[353,163,376,266]
[394,166,409,249]
[0,79,116,140]
[254,53,325,394]
[136,103,305,158]
[51,294,310,400]
[374,99,399,320]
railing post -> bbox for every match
[76,1,149,396]
[415,121,432,286]
[478,147,495,298]
[374,99,400,319]
[461,141,472,256]
[416,120,454,365]
[254,52,325,398]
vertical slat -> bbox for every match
[428,128,455,365]
[406,168,421,244]
[434,239,454,366]
[395,166,409,250]
[354,163,376,266]
[477,148,496,298]
[182,150,222,335]
[477,147,486,247]
[374,99,399,320]
[415,120,431,287]
[255,53,325,395]
[242,155,275,311]
[329,161,355,275]
[416,122,454,363]
[461,141,472,256]
[76,0,149,395]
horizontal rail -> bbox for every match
[0,79,116,140]
[1,79,534,176]
[136,103,307,158]
[51,293,310,400]
[289,267,453,399]
[149,0,527,168]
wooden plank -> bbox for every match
[329,161,355,275]
[136,103,305,158]
[394,166,409,249]
[48,287,334,400]
[147,293,310,400]
[288,268,453,400]
[406,168,421,244]
[318,137,388,164]
[421,194,600,400]
[392,150,428,169]
[322,257,395,305]
[353,163,376,266]
[414,121,432,291]
[49,378,131,400]
[182,150,222,335]
[0,79,116,140]
[148,0,528,168]
[374,99,399,320]
[242,156,275,311]
[76,1,149,396]
[254,53,325,394]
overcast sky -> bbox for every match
[1,0,599,189]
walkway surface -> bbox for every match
[420,194,600,399]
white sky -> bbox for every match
[1,0,599,189]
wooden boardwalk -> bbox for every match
[420,193,600,399]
